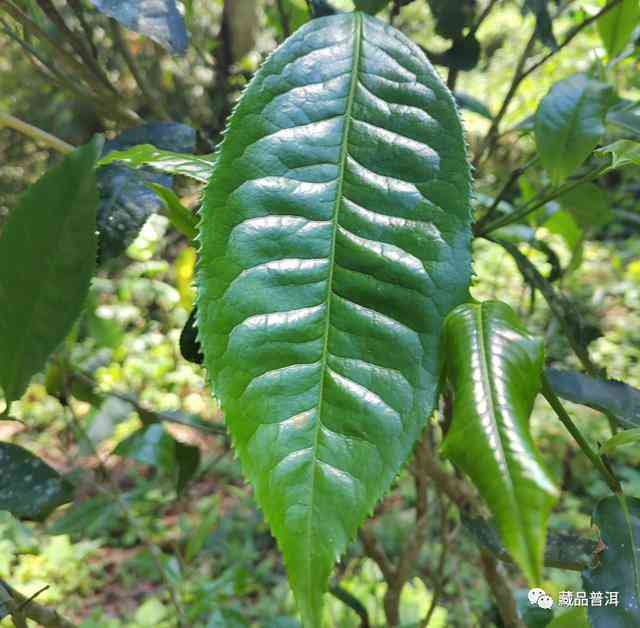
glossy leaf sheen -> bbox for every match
[0,443,73,521]
[197,12,472,625]
[534,74,613,185]
[441,301,558,584]
[583,496,640,627]
[0,139,100,405]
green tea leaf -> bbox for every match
[582,496,640,627]
[534,75,613,185]
[600,428,640,456]
[197,12,472,625]
[545,369,640,430]
[454,92,493,120]
[441,301,558,584]
[0,443,73,521]
[0,139,100,406]
[597,0,640,60]
[596,140,640,171]
[97,144,213,183]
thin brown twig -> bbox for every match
[0,581,75,628]
[109,21,171,120]
[479,551,527,628]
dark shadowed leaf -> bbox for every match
[175,441,200,494]
[0,139,100,406]
[197,12,472,624]
[180,307,203,365]
[442,301,558,583]
[545,369,640,430]
[0,443,73,521]
[97,123,196,261]
[90,0,188,54]
[557,183,613,231]
[47,494,119,537]
[354,0,389,14]
[583,496,640,627]
[597,0,640,60]
[524,0,558,49]
[454,92,493,120]
[534,75,614,185]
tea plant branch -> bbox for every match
[475,0,624,165]
[0,0,140,124]
[0,112,74,154]
[477,165,607,235]
[474,156,539,233]
[110,21,171,120]
[329,585,370,628]
[34,0,114,93]
[479,551,527,628]
[63,401,187,625]
[468,0,501,38]
[0,581,75,628]
[67,0,99,60]
[276,0,291,37]
[542,375,622,495]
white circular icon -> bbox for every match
[538,594,554,609]
[528,588,546,605]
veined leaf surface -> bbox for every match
[441,301,558,584]
[197,12,472,625]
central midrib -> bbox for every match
[303,11,364,593]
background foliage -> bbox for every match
[0,0,639,627]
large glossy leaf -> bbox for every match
[582,496,640,627]
[597,0,640,60]
[90,0,188,54]
[545,369,640,430]
[534,75,613,185]
[196,12,472,625]
[0,443,73,521]
[441,301,558,584]
[0,139,100,406]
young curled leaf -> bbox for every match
[442,301,558,584]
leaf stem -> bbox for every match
[542,375,621,495]
[0,113,74,154]
[478,165,607,236]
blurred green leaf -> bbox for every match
[0,443,73,521]
[582,496,640,627]
[596,140,640,171]
[597,0,640,60]
[546,369,640,430]
[442,301,558,584]
[524,0,557,49]
[147,183,198,240]
[354,0,389,14]
[557,183,613,230]
[175,440,200,494]
[90,0,188,54]
[186,505,219,563]
[600,428,640,456]
[547,608,590,628]
[534,75,614,184]
[454,92,493,119]
[0,138,100,406]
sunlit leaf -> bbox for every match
[597,0,640,60]
[596,140,640,172]
[197,12,472,624]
